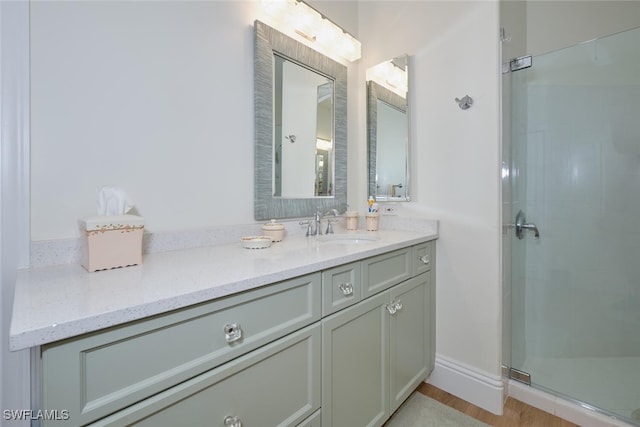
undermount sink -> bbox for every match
[318,234,379,244]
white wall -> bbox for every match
[359,1,503,413]
[526,1,640,56]
[29,0,360,241]
[30,1,254,240]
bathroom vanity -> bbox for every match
[11,229,436,427]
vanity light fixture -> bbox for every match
[316,138,333,151]
[261,0,361,62]
[366,60,407,98]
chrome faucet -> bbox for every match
[299,208,342,237]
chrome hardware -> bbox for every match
[314,209,323,236]
[326,219,340,234]
[299,220,313,236]
[455,95,473,110]
[223,323,242,343]
[224,415,242,427]
[509,367,531,385]
[386,303,397,315]
[301,209,342,237]
[419,255,430,265]
[385,300,403,315]
[339,282,353,296]
[323,209,340,234]
[514,210,540,240]
[285,134,296,143]
[510,55,532,72]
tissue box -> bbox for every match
[80,214,144,272]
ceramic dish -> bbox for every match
[241,236,273,249]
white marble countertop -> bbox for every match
[10,227,437,351]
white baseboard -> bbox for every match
[426,354,504,415]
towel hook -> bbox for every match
[455,95,473,110]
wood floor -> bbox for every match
[417,383,579,427]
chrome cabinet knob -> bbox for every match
[386,303,397,315]
[339,282,354,296]
[386,300,403,315]
[419,255,429,265]
[224,415,242,427]
[223,323,243,343]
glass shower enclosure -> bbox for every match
[508,26,640,424]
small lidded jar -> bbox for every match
[262,219,285,242]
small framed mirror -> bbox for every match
[254,20,348,220]
[367,55,410,201]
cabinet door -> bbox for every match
[321,291,389,427]
[91,325,320,427]
[388,273,431,413]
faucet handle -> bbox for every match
[299,220,313,237]
[325,219,337,234]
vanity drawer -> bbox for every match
[361,248,412,299]
[413,240,434,276]
[41,273,321,426]
[90,324,321,427]
[322,261,361,315]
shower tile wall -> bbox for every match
[521,45,640,361]
[511,27,640,421]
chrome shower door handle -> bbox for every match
[514,210,540,239]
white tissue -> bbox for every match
[97,186,134,216]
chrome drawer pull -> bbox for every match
[419,255,430,265]
[223,323,243,343]
[224,415,242,427]
[339,282,354,296]
[395,300,403,312]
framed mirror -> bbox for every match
[254,20,348,220]
[366,55,410,201]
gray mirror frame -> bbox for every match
[366,80,411,201]
[254,20,348,220]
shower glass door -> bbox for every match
[510,26,640,424]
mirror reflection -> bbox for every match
[367,55,410,201]
[274,55,334,198]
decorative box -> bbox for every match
[79,214,145,272]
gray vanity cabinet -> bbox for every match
[36,239,435,427]
[40,273,322,426]
[321,242,434,427]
